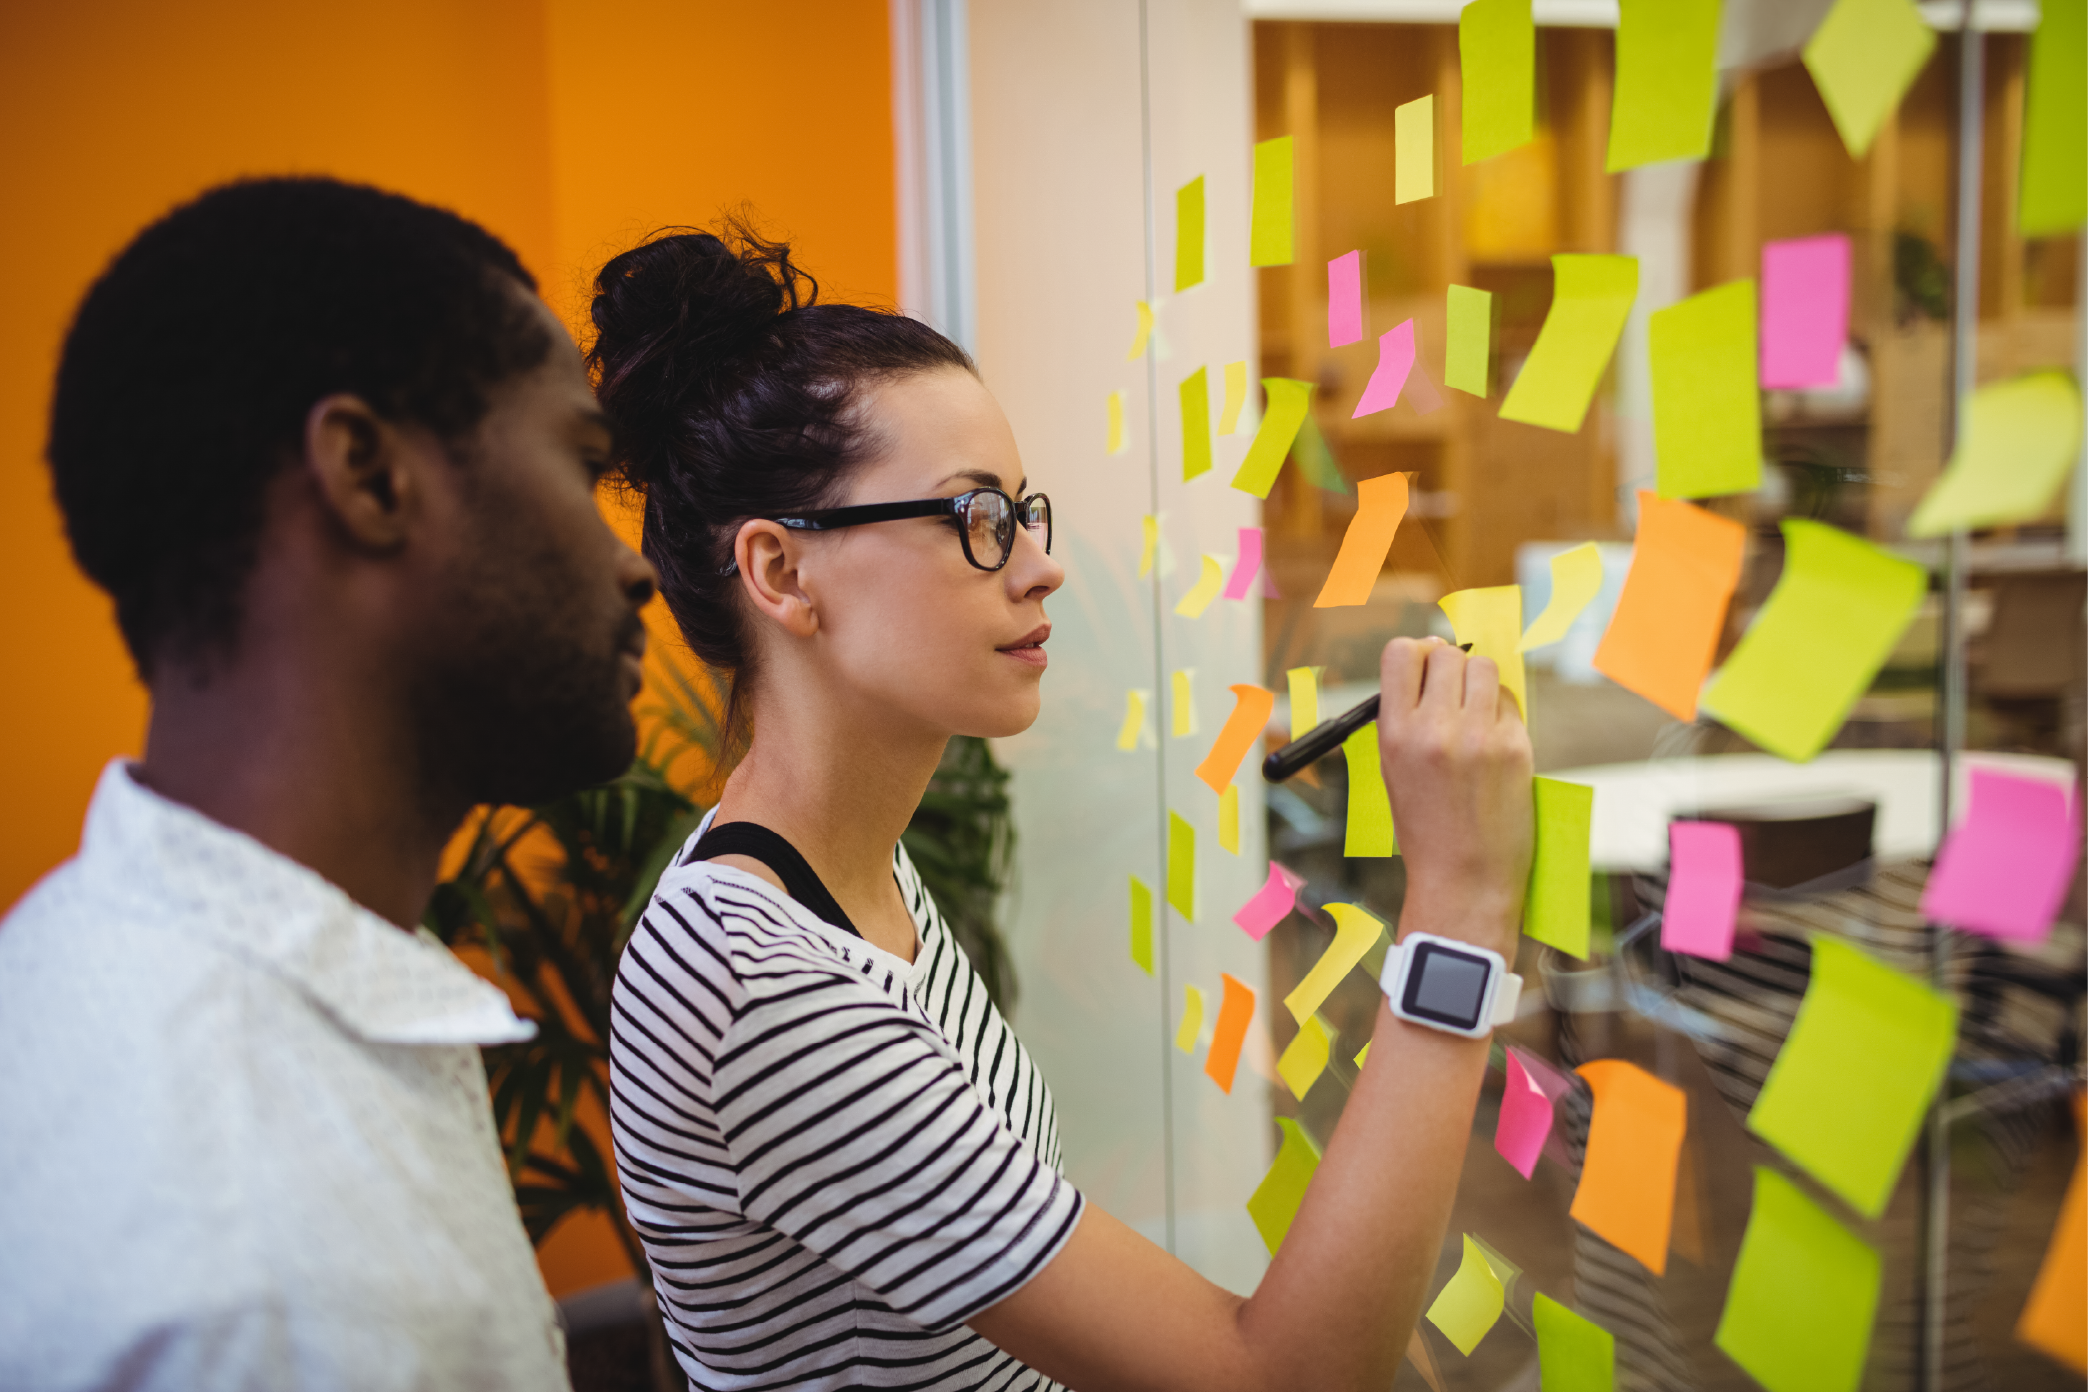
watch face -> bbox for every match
[1401,941,1491,1030]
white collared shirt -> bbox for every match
[0,762,570,1392]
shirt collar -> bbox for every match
[80,761,536,1047]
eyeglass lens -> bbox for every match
[957,490,1052,569]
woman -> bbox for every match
[595,225,1533,1392]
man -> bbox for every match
[0,178,657,1389]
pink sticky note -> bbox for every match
[1353,319,1416,417]
[1402,354,1445,415]
[1222,527,1265,600]
[1760,233,1850,390]
[1663,821,1745,961]
[1260,565,1283,599]
[1496,1049,1555,1179]
[1328,250,1364,347]
[1921,768,2082,942]
[1234,862,1305,940]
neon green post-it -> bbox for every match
[1607,0,1721,171]
[1804,0,1937,161]
[1231,378,1314,498]
[1395,95,1436,204]
[1290,412,1352,496]
[1500,255,1638,434]
[1700,520,1926,764]
[2019,0,2086,236]
[1246,1117,1321,1254]
[1747,938,1957,1219]
[1343,722,1396,858]
[1535,1294,1615,1392]
[1175,175,1205,292]
[1179,366,1212,482]
[1715,1167,1882,1392]
[1908,370,2084,536]
[1461,0,1534,164]
[1526,777,1593,959]
[1277,1014,1334,1100]
[1167,811,1196,921]
[1250,136,1294,267]
[1446,284,1492,396]
[1426,1235,1506,1356]
[1129,876,1153,975]
[1651,279,1763,499]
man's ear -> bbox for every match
[301,393,420,551]
[735,520,820,638]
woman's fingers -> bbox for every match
[1419,639,1466,714]
[1379,636,1439,714]
[1461,652,1501,717]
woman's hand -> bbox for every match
[1376,636,1534,959]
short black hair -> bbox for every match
[47,176,555,677]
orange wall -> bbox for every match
[0,0,895,1296]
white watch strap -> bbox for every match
[1490,972,1524,1027]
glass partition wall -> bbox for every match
[969,2,2083,1388]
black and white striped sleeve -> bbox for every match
[712,960,1085,1332]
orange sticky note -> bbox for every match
[1592,492,1746,720]
[1205,972,1256,1094]
[1195,684,1277,794]
[2017,1093,2087,1372]
[1570,1059,1687,1274]
[1314,472,1411,607]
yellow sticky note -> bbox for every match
[1426,1235,1506,1357]
[1315,472,1410,608]
[1250,136,1294,267]
[1246,1117,1321,1254]
[1167,811,1195,921]
[1171,669,1198,738]
[1571,1059,1687,1274]
[1343,722,1396,858]
[1284,901,1385,1024]
[1461,0,1534,164]
[1219,361,1248,435]
[1355,1040,1372,1068]
[1174,984,1206,1053]
[1715,1167,1883,1392]
[1438,584,1527,715]
[1126,300,1154,361]
[2019,0,2087,237]
[1909,370,2085,536]
[1499,255,1638,434]
[1106,391,1126,455]
[1526,777,1593,959]
[1700,520,1926,764]
[1138,515,1158,578]
[1174,174,1205,292]
[1446,285,1492,397]
[1651,279,1763,499]
[1231,379,1314,498]
[1278,1014,1334,1100]
[1174,555,1225,618]
[1286,665,1322,735]
[1129,876,1154,975]
[1395,95,1436,204]
[1179,366,1211,481]
[1535,1294,1616,1392]
[1804,0,1937,160]
[1521,543,1604,651]
[1607,0,1721,172]
[1219,784,1241,854]
[1115,689,1149,751]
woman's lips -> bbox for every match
[998,624,1050,668]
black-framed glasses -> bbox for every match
[759,487,1052,573]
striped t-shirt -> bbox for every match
[610,819,1082,1391]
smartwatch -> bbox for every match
[1378,932,1522,1040]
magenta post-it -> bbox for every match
[1663,820,1745,961]
[1222,527,1265,600]
[1328,250,1364,348]
[1234,862,1306,941]
[1496,1048,1556,1179]
[1760,234,1849,390]
[1353,319,1416,418]
[1921,768,2082,942]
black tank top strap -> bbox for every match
[684,822,862,940]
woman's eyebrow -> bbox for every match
[936,468,1018,492]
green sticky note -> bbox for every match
[1179,366,1212,481]
[1426,1235,1506,1356]
[1250,136,1294,267]
[1747,938,1957,1219]
[1607,0,1721,172]
[2020,0,2086,235]
[1231,378,1314,498]
[1461,0,1535,164]
[1167,811,1196,921]
[1525,777,1592,958]
[1715,1167,1882,1392]
[1246,1117,1321,1254]
[1499,255,1638,434]
[1446,284,1493,396]
[1651,279,1763,499]
[1343,722,1396,858]
[1175,175,1205,292]
[1804,0,1937,161]
[1535,1293,1616,1392]
[1129,876,1154,975]
[1290,413,1352,496]
[1908,370,2084,536]
[1700,520,1925,764]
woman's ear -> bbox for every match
[735,520,819,638]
